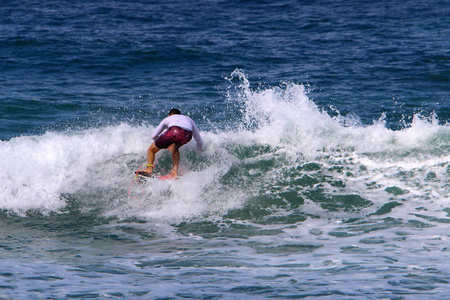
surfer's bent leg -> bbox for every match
[145,142,160,174]
[152,126,192,178]
[167,144,180,178]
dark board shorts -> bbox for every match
[155,126,193,149]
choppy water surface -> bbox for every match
[1,0,449,298]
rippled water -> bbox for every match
[1,0,449,298]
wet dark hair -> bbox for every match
[169,108,181,115]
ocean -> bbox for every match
[1,0,449,298]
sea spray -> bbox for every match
[0,124,149,214]
[1,73,448,226]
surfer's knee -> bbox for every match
[148,143,160,154]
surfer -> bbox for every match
[137,109,203,179]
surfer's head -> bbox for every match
[169,108,181,116]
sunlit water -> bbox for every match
[1,0,449,298]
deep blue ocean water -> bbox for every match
[1,0,449,299]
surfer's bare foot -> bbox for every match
[136,168,153,176]
[166,171,178,179]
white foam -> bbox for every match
[1,73,448,221]
[0,124,150,214]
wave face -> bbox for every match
[2,72,448,228]
[2,73,449,298]
[1,0,449,298]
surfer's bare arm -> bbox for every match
[191,123,203,151]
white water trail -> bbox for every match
[0,72,448,223]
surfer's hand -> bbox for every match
[195,146,204,154]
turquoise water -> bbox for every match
[1,0,449,299]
